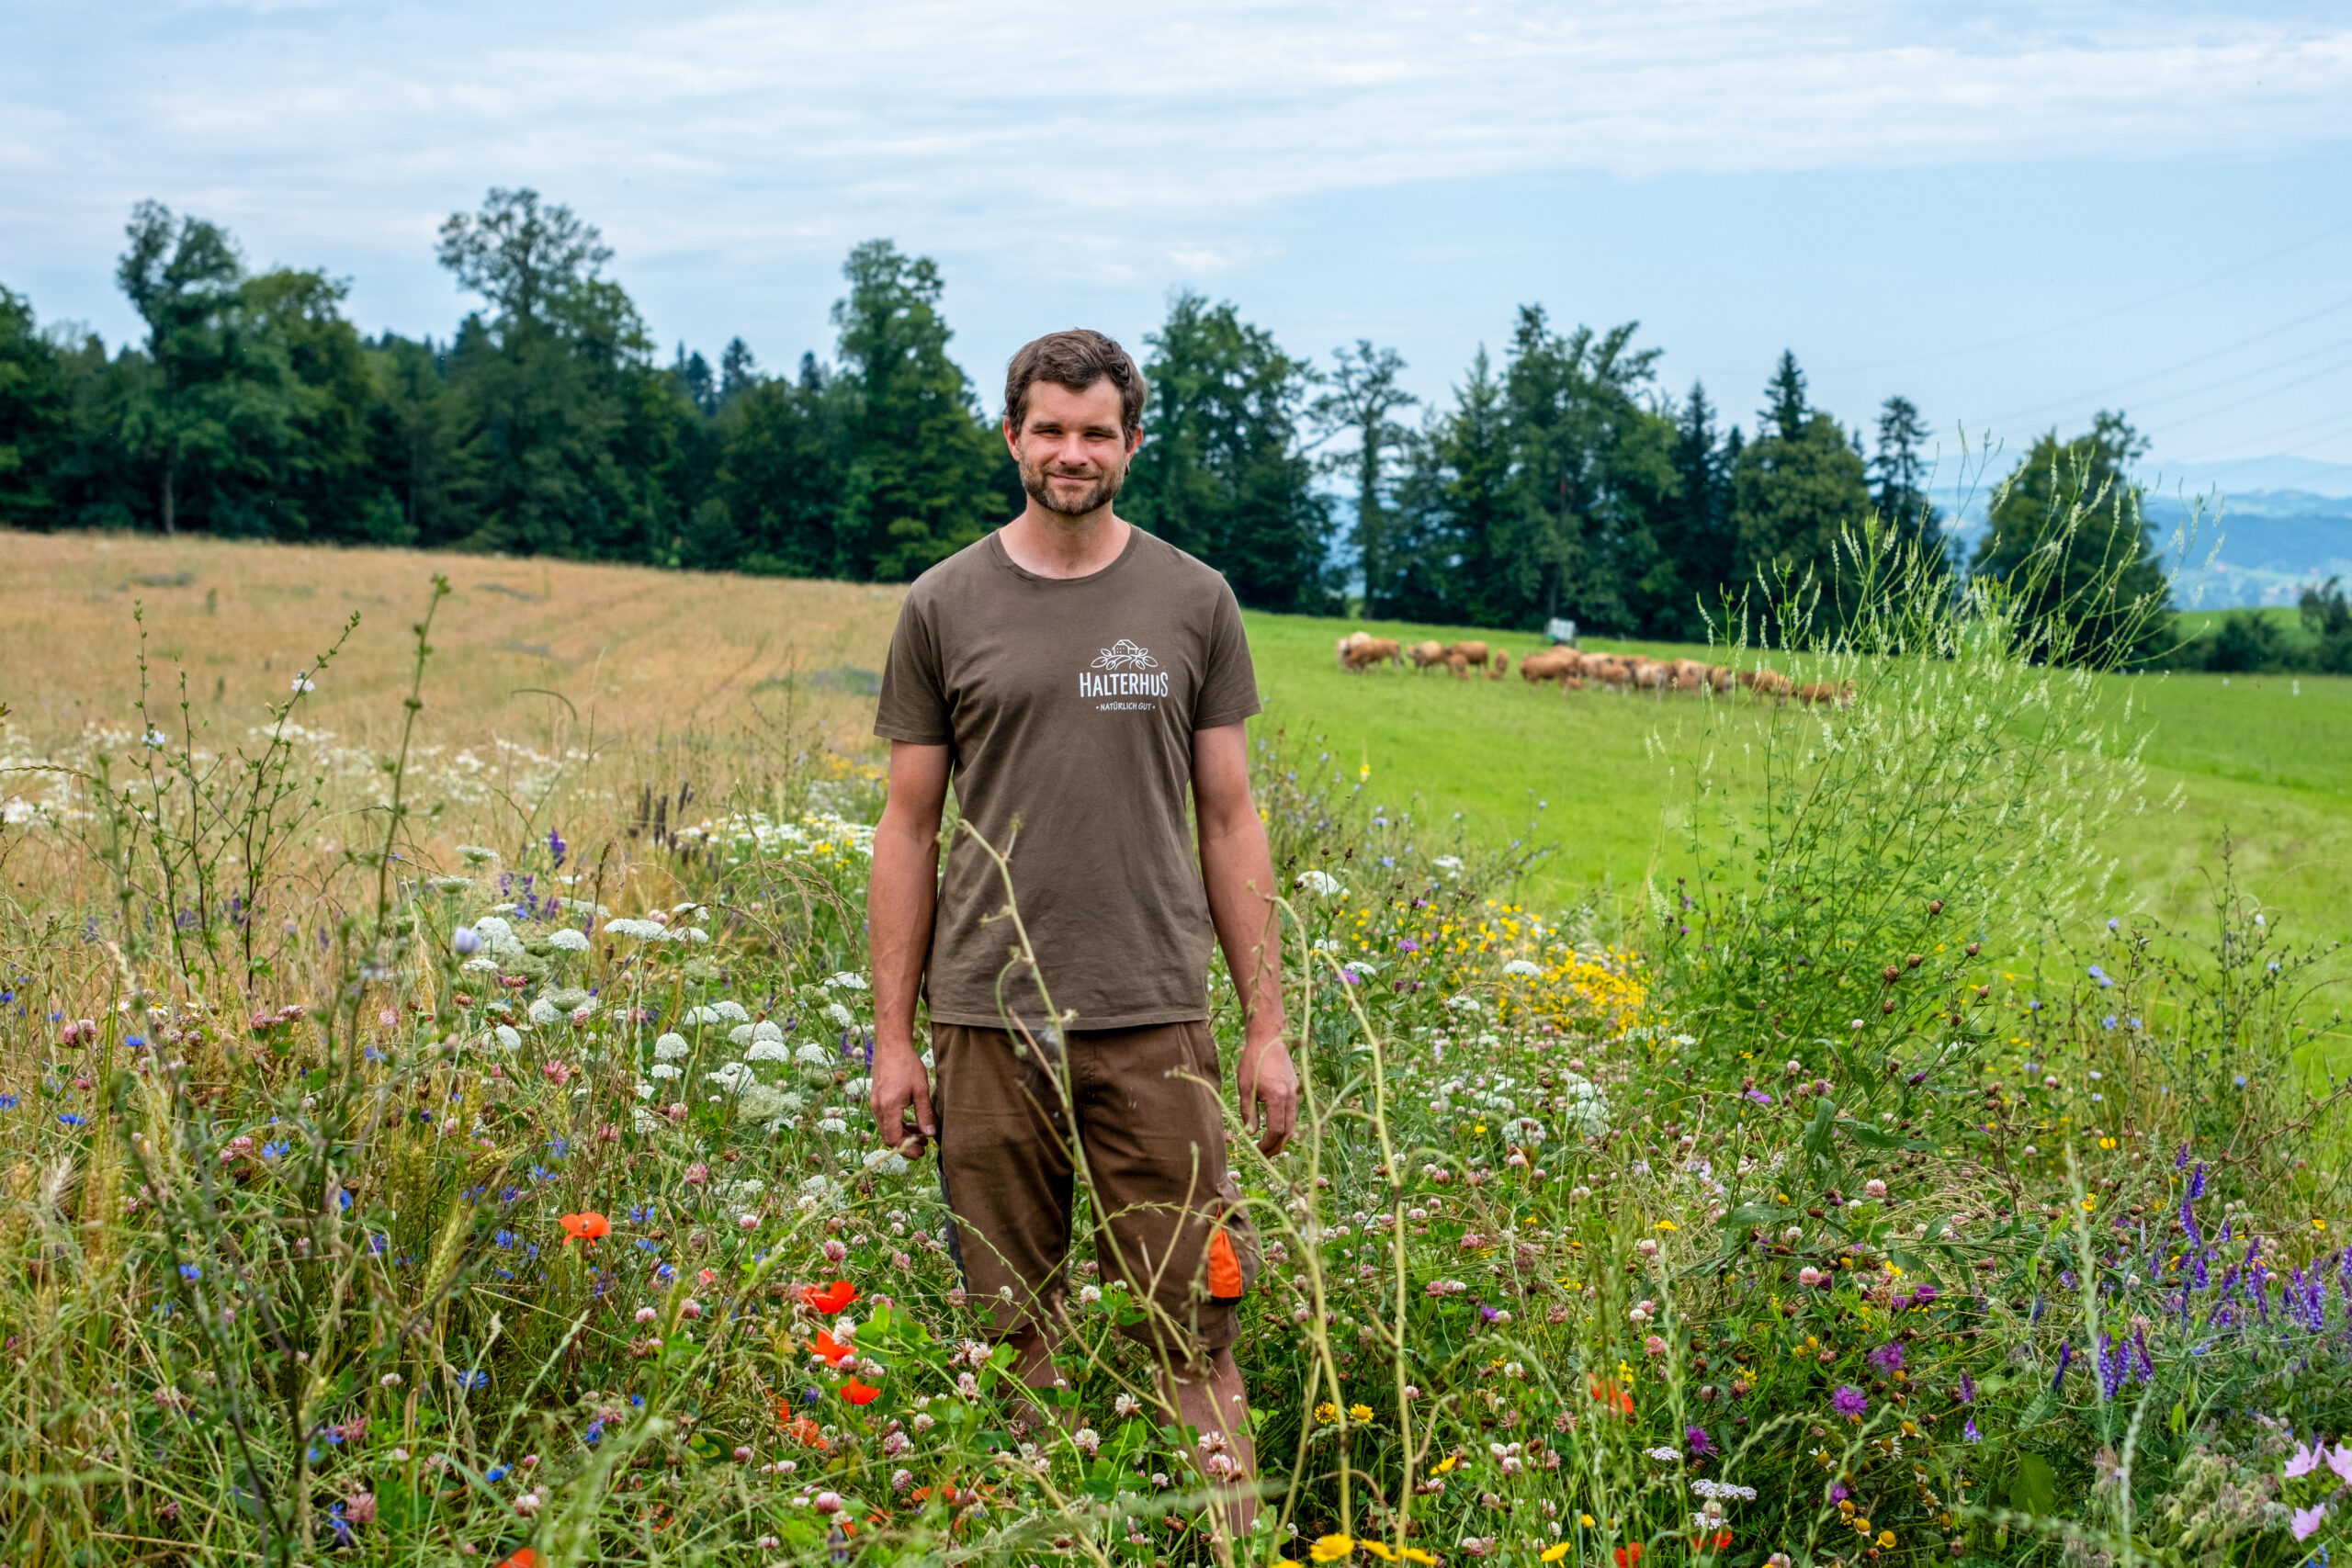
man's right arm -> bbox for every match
[869,739,951,1156]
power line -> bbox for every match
[1825,217,2352,376]
[1984,296,2352,424]
[2156,350,2352,435]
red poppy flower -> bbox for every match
[559,1213,610,1245]
[497,1551,540,1568]
[800,1280,857,1314]
[842,1378,880,1405]
[1613,1544,1645,1568]
[809,1330,854,1367]
[1713,1531,1733,1551]
[1588,1379,1634,1418]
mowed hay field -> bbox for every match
[6,530,2347,947]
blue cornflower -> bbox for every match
[528,1166,551,1182]
[0,1095,17,1111]
[549,1137,569,1159]
[178,1263,202,1281]
[260,1140,289,1159]
[59,1113,85,1127]
[486,1465,509,1483]
[2101,1015,2117,1030]
[628,1204,656,1224]
[583,1419,605,1446]
[338,1190,353,1210]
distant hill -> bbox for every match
[1931,478,2352,611]
[2143,490,2352,609]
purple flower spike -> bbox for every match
[1963,1418,1982,1443]
[1957,1370,1977,1404]
[2052,1339,2074,1392]
[2188,1163,2208,1201]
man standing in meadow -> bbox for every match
[867,329,1296,1519]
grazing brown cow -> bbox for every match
[1668,658,1716,694]
[1343,637,1403,672]
[1582,656,1630,692]
[1445,640,1492,671]
[1407,639,1449,671]
[1629,659,1672,697]
[1739,668,1793,704]
[1796,680,1856,708]
[1520,648,1581,684]
[1335,630,1371,669]
[1487,650,1510,679]
[1442,649,1473,677]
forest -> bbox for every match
[0,187,2194,657]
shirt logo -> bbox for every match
[1091,638,1159,671]
[1080,637,1170,701]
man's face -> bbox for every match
[1008,378,1139,520]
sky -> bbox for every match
[6,0,2352,497]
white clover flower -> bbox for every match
[745,1039,792,1063]
[817,1116,849,1135]
[527,998,560,1027]
[1501,959,1542,978]
[635,1080,655,1100]
[631,1106,661,1133]
[826,972,870,990]
[653,1033,690,1060]
[862,1149,910,1177]
[797,1043,834,1066]
[547,928,591,953]
[1294,869,1344,897]
[491,1024,522,1051]
[604,918,666,942]
[648,1063,682,1080]
[1446,995,1482,1013]
[825,1002,857,1029]
[752,1019,786,1043]
[455,844,500,865]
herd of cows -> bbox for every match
[1332,631,1855,706]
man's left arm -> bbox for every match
[1193,722,1296,1156]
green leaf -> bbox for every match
[2007,1452,2057,1516]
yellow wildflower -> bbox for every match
[1432,1455,1458,1473]
[1349,1403,1374,1422]
[1541,1545,1572,1563]
[1362,1544,1397,1562]
[1314,1402,1339,1424]
[1877,1531,1897,1549]
[1311,1535,1356,1562]
[1401,1552,1438,1565]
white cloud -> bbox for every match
[12,2,2351,272]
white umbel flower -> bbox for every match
[1501,959,1542,978]
[1294,869,1344,897]
[652,1032,691,1060]
[548,928,591,953]
[826,972,869,990]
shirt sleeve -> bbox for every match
[873,592,953,744]
[1192,579,1262,730]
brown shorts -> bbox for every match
[933,1019,1257,1365]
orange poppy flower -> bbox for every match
[842,1378,880,1405]
[784,1415,828,1450]
[800,1280,857,1314]
[497,1551,540,1568]
[1588,1379,1634,1417]
[809,1330,854,1367]
[1713,1531,1733,1551]
[1613,1544,1645,1568]
[559,1213,610,1245]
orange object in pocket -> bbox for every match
[1207,1226,1245,1302]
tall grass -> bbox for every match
[0,504,2344,1566]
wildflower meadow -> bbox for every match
[0,516,2348,1568]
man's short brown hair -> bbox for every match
[1004,330,1148,439]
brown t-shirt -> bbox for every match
[874,525,1261,1032]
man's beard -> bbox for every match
[1021,456,1126,519]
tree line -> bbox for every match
[1,188,2177,658]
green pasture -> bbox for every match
[1241,611,2352,950]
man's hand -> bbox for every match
[871,1035,936,1158]
[1237,1030,1298,1156]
